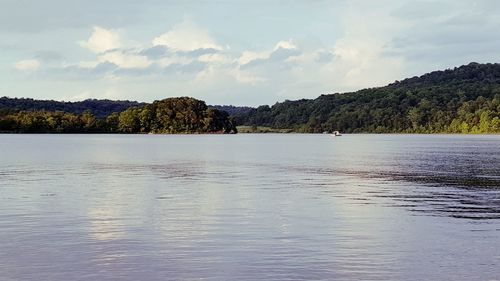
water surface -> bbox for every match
[0,134,499,280]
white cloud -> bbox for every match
[157,55,193,68]
[61,91,93,102]
[152,17,223,51]
[98,51,151,69]
[324,3,406,90]
[78,60,100,69]
[237,40,299,66]
[14,59,40,71]
[79,26,122,53]
[198,53,231,64]
[237,51,268,65]
[273,40,297,51]
[230,68,266,84]
[17,11,448,103]
[60,87,122,102]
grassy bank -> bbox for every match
[236,126,294,133]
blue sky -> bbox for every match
[2,0,500,106]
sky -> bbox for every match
[1,0,500,106]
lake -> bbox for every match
[0,134,499,280]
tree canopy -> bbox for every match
[0,97,143,119]
[235,62,500,133]
[0,97,237,134]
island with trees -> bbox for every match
[0,97,237,134]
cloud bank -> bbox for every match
[5,0,500,105]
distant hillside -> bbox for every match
[0,97,252,120]
[209,105,254,116]
[237,62,500,133]
[0,97,144,119]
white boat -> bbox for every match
[331,131,342,137]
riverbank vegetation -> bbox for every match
[2,63,500,134]
[0,97,237,134]
[235,63,500,133]
[236,126,293,133]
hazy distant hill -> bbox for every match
[209,105,254,116]
[236,62,500,133]
[0,97,253,120]
[0,97,144,119]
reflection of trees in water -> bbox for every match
[342,169,500,220]
[277,161,500,220]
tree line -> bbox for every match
[2,62,500,134]
[234,62,500,133]
[0,97,143,119]
[0,97,237,134]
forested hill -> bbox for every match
[0,97,144,119]
[209,105,253,116]
[236,62,500,133]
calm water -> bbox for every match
[0,134,499,280]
